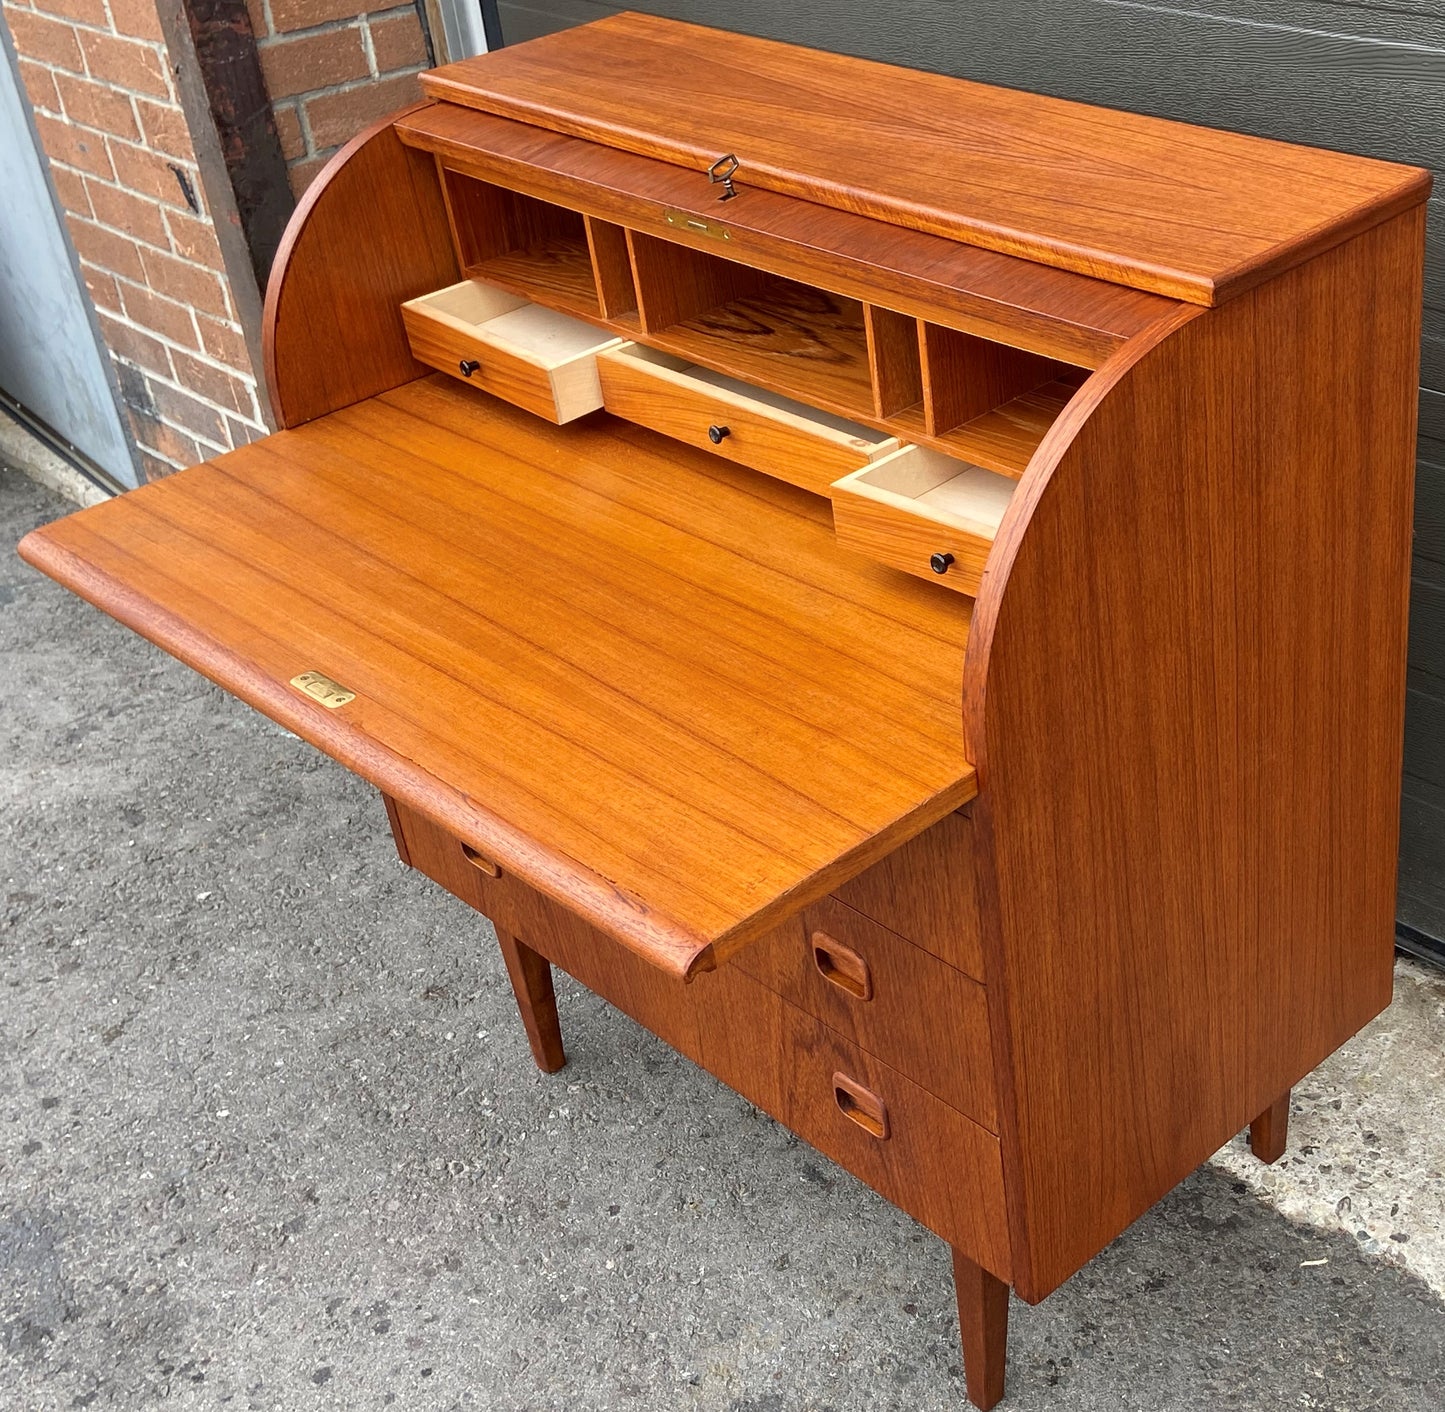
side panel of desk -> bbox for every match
[263,107,458,428]
[965,210,1424,1302]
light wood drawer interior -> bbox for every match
[830,444,1017,595]
[734,895,995,1130]
[401,278,621,423]
[832,810,985,980]
[598,342,898,495]
[696,963,1010,1279]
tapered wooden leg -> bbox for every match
[1249,1089,1290,1164]
[497,931,566,1073]
[953,1249,1009,1410]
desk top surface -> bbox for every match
[20,377,976,978]
[424,11,1430,306]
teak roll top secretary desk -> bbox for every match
[19,15,1430,1406]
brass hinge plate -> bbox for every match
[290,669,356,709]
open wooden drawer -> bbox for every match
[401,278,621,423]
[598,342,899,496]
[830,446,1017,596]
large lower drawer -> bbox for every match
[401,278,621,423]
[696,964,1010,1279]
[598,342,898,496]
[384,793,1009,1277]
[734,895,996,1130]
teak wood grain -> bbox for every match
[19,379,977,983]
[695,963,1012,1280]
[596,346,891,497]
[421,12,1430,304]
[21,22,1431,1405]
[387,793,706,1056]
[496,930,567,1074]
[732,894,997,1129]
[964,209,1424,1302]
[954,1252,1010,1410]
[832,493,991,597]
[394,104,1174,368]
[263,106,457,428]
[1249,1092,1291,1166]
[832,809,985,980]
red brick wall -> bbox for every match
[248,0,429,195]
[5,0,437,479]
[4,0,270,478]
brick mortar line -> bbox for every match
[33,69,191,124]
[77,138,203,186]
[133,353,265,415]
[359,15,377,79]
[107,269,244,339]
[294,98,318,159]
[83,157,208,218]
[60,173,219,257]
[100,289,257,376]
[84,261,235,332]
[289,60,425,102]
[253,3,419,44]
[286,58,428,159]
[4,3,174,53]
[254,6,418,49]
[103,316,262,403]
[75,226,227,290]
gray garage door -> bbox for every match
[492,0,1445,954]
[0,18,135,488]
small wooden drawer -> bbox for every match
[384,794,527,937]
[401,279,621,423]
[384,795,701,1052]
[597,342,898,495]
[733,897,995,1129]
[696,964,1010,1279]
[832,810,985,980]
[830,444,1016,595]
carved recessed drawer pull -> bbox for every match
[811,930,873,1001]
[833,1071,889,1140]
[460,841,501,878]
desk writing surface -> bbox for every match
[19,377,976,978]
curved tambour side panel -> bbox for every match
[263,103,459,428]
[962,207,1426,1303]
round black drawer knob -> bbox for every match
[930,552,955,575]
[459,358,480,377]
[707,424,731,444]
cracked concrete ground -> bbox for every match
[3,461,1444,1411]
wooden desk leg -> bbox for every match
[497,931,566,1073]
[953,1248,1008,1410]
[1249,1089,1290,1165]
